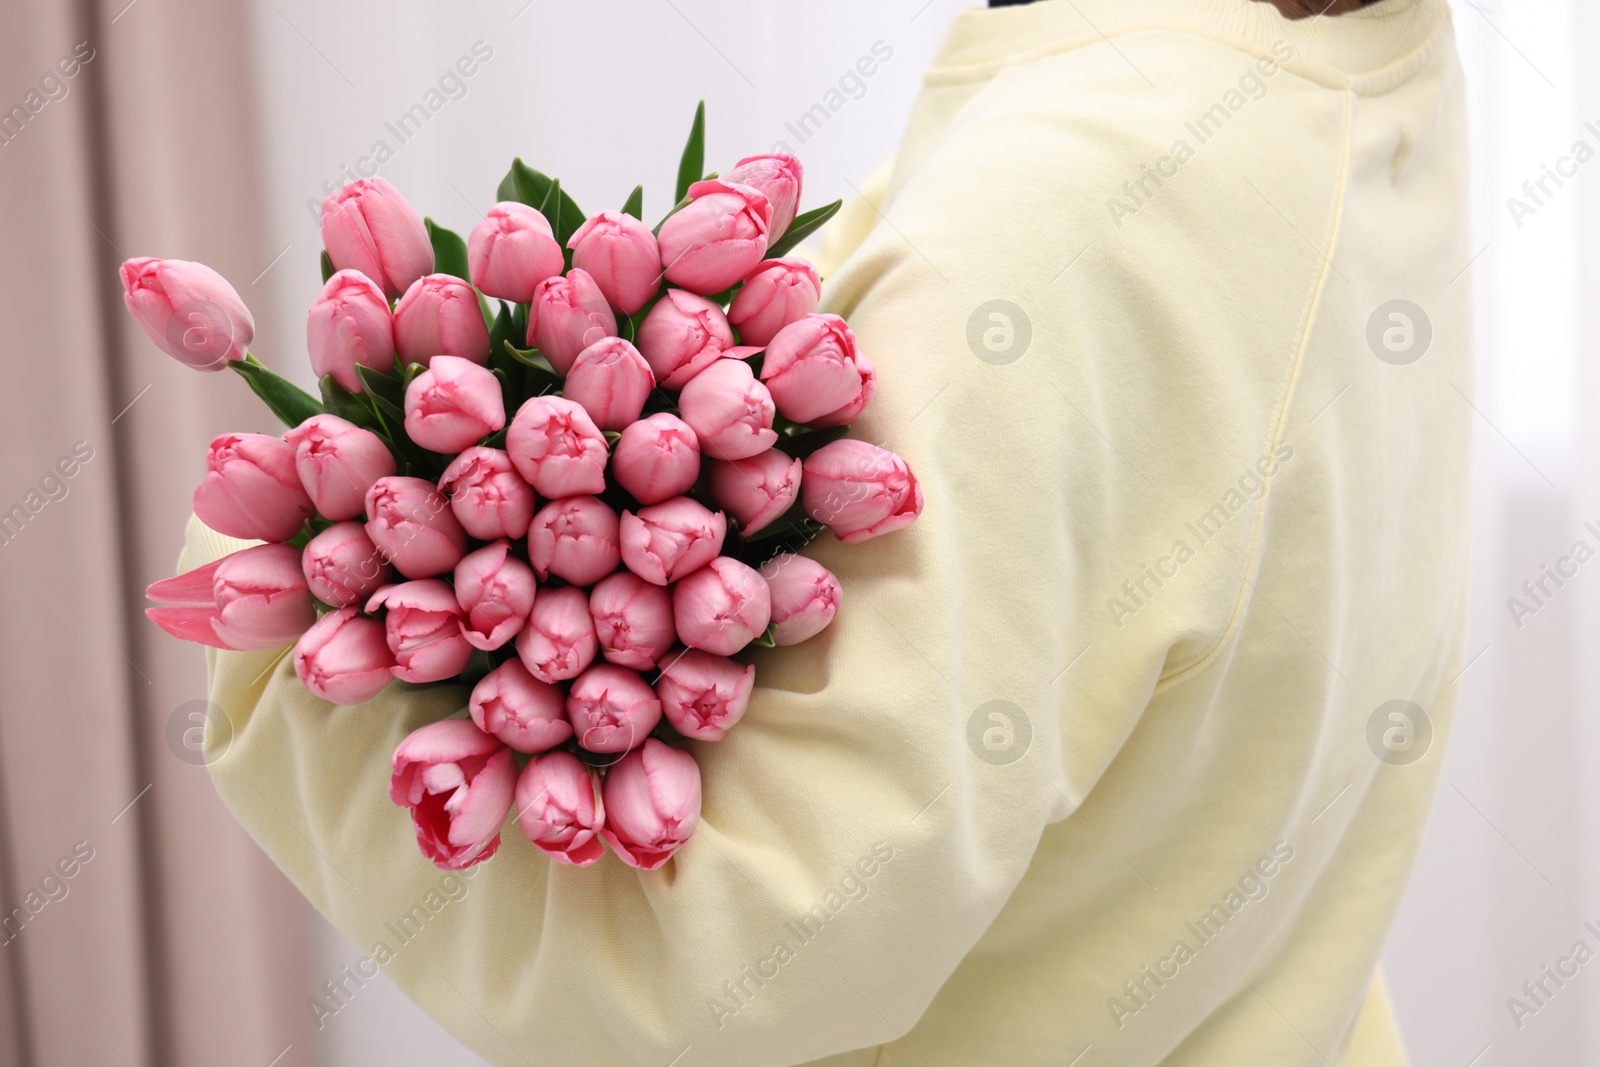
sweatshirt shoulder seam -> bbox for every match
[1154,85,1356,690]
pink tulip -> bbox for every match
[305,270,395,391]
[635,289,743,389]
[293,607,395,705]
[802,440,924,543]
[403,355,506,453]
[761,552,841,645]
[437,447,534,540]
[392,274,491,368]
[528,268,617,376]
[367,579,474,683]
[320,178,434,298]
[389,719,517,871]
[567,210,661,315]
[301,521,392,609]
[120,257,254,371]
[656,649,755,741]
[609,413,700,505]
[146,543,314,651]
[193,433,315,542]
[677,357,777,461]
[673,556,771,655]
[720,153,803,241]
[760,314,869,425]
[563,337,653,431]
[618,497,726,586]
[658,179,772,295]
[515,751,605,866]
[470,659,571,753]
[566,664,662,754]
[527,496,621,586]
[364,476,468,579]
[708,448,801,536]
[453,540,536,651]
[515,585,598,683]
[600,739,701,870]
[727,260,820,349]
[589,570,675,670]
[286,413,397,522]
[467,202,564,303]
[506,396,608,499]
[810,354,875,427]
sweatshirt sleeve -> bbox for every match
[198,39,1342,1067]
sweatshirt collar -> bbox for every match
[928,0,1450,94]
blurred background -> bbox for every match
[0,0,1593,1063]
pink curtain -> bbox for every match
[0,1,315,1064]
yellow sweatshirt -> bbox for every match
[187,0,1472,1063]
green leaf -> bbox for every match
[776,422,850,459]
[425,217,471,283]
[318,375,382,432]
[766,199,842,259]
[229,356,324,428]
[621,184,644,219]
[751,622,778,648]
[500,341,564,397]
[320,250,335,284]
[354,362,406,421]
[487,302,515,358]
[674,101,706,203]
[499,159,585,246]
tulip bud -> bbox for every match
[721,153,804,242]
[393,274,491,368]
[760,314,871,425]
[193,433,315,542]
[389,719,516,870]
[609,413,700,505]
[589,570,675,670]
[563,337,654,431]
[145,543,315,650]
[515,751,606,866]
[802,440,924,544]
[120,257,254,370]
[403,355,506,453]
[636,289,740,389]
[658,179,772,295]
[760,553,841,645]
[599,739,701,870]
[306,269,395,391]
[454,540,536,651]
[566,664,662,754]
[364,476,469,578]
[567,210,662,315]
[708,448,801,536]
[527,496,621,586]
[809,354,875,428]
[726,258,820,347]
[673,556,771,656]
[506,396,609,499]
[286,413,397,522]
[528,268,617,376]
[437,447,534,540]
[468,202,564,303]
[515,585,598,683]
[656,649,755,741]
[677,357,777,461]
[366,579,475,683]
[294,607,395,705]
[301,521,393,609]
[618,497,726,586]
[471,660,572,753]
[320,177,434,298]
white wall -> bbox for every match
[244,2,1600,1064]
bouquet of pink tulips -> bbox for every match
[127,104,922,872]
